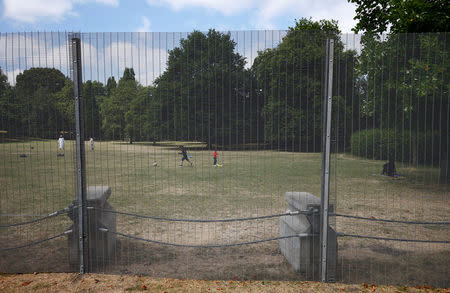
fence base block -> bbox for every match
[280,192,337,281]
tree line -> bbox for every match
[0,17,448,181]
[1,19,356,153]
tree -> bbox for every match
[357,33,449,181]
[15,68,66,137]
[100,69,137,140]
[124,86,155,141]
[150,29,255,147]
[0,68,18,136]
[105,76,117,96]
[351,0,450,183]
[83,80,104,139]
[252,18,357,152]
[122,68,135,82]
[349,0,450,34]
[54,78,75,135]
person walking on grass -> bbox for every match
[179,145,192,166]
[89,137,94,150]
[213,149,218,166]
[58,135,65,156]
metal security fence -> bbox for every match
[0,30,448,287]
[0,32,75,273]
[329,33,449,287]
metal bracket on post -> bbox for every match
[71,33,88,274]
[320,38,334,282]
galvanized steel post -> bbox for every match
[71,34,88,274]
[320,38,334,282]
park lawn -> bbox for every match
[0,139,448,284]
[1,139,446,223]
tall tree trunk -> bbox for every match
[440,148,449,184]
[440,106,449,184]
[411,134,418,166]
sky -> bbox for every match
[0,0,357,33]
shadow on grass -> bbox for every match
[1,236,448,287]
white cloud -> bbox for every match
[74,0,119,6]
[146,0,254,16]
[0,32,73,85]
[2,0,119,23]
[137,16,151,32]
[145,0,357,32]
[3,0,74,23]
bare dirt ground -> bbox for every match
[0,273,447,293]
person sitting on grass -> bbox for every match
[179,145,192,166]
[381,158,397,177]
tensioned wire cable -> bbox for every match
[337,232,449,244]
[0,230,72,252]
[89,204,312,223]
[0,207,72,227]
[101,228,314,248]
[331,213,450,225]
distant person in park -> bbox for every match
[178,145,192,166]
[89,137,94,150]
[382,158,397,176]
[213,149,218,166]
[58,135,65,156]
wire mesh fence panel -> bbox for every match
[75,30,330,280]
[0,30,448,286]
[0,32,76,273]
[329,32,449,287]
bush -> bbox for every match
[350,128,440,165]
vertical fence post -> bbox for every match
[71,34,88,274]
[320,38,334,282]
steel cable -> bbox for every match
[0,230,72,252]
[101,228,314,248]
[90,207,313,223]
[0,207,72,228]
[331,213,450,225]
[337,232,449,244]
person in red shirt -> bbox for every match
[213,149,218,166]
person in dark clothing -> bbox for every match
[179,145,192,166]
[382,158,397,176]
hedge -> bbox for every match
[350,128,440,165]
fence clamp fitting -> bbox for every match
[288,210,300,216]
[99,227,108,232]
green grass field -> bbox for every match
[0,139,448,285]
[1,139,447,224]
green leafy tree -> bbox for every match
[100,69,137,140]
[253,18,358,152]
[349,0,450,34]
[357,33,449,181]
[54,78,75,135]
[83,80,104,139]
[122,68,135,82]
[351,0,450,182]
[105,76,117,96]
[124,86,155,141]
[15,68,66,137]
[0,68,18,136]
[151,29,255,147]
